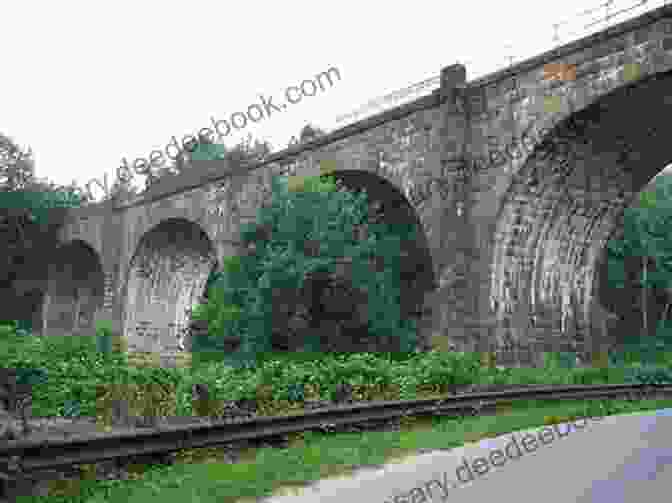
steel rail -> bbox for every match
[0,383,670,483]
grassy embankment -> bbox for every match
[2,327,672,502]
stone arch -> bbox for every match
[273,170,436,352]
[490,69,672,354]
[122,217,217,356]
[42,239,105,337]
[124,206,219,272]
[329,170,436,311]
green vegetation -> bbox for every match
[2,325,671,503]
[1,132,87,328]
[40,397,663,503]
[190,173,420,367]
[94,320,115,356]
[4,323,670,503]
[4,131,672,500]
[605,172,672,362]
[1,321,672,425]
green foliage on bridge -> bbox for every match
[191,173,419,367]
[0,188,84,220]
[605,173,672,363]
[187,141,228,161]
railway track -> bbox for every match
[1,383,671,499]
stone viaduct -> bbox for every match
[34,4,672,365]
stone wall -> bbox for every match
[46,4,672,365]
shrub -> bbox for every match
[3,329,672,420]
[0,320,29,337]
[622,364,672,385]
[608,320,672,367]
[95,319,114,355]
[192,173,420,362]
[542,351,579,371]
[0,320,17,338]
[14,366,49,387]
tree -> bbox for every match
[299,123,326,142]
[605,172,672,361]
[224,133,272,165]
[1,133,36,192]
[190,173,419,366]
[288,123,327,147]
[0,132,85,329]
[107,172,142,203]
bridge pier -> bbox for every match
[51,4,672,368]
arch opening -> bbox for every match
[123,218,216,359]
[42,240,105,338]
[490,69,672,359]
[594,169,672,349]
[268,170,436,353]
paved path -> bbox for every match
[251,408,672,502]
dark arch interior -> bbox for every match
[526,71,672,198]
[42,240,105,337]
[595,206,672,346]
[325,170,436,313]
[491,68,672,358]
[583,71,672,346]
[266,169,436,353]
[0,210,56,329]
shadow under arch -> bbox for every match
[490,68,672,356]
[41,239,105,338]
[327,169,436,310]
[122,217,217,358]
[273,169,437,352]
[594,172,672,349]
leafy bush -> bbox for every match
[568,365,625,385]
[191,173,420,363]
[608,320,672,367]
[284,382,306,403]
[0,320,31,338]
[60,398,83,418]
[622,364,672,385]
[95,319,114,355]
[2,325,669,420]
[403,350,481,391]
[14,366,49,387]
[543,351,579,370]
[0,320,17,338]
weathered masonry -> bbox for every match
[38,5,672,366]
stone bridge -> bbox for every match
[36,5,672,364]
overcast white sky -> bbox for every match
[1,0,667,200]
